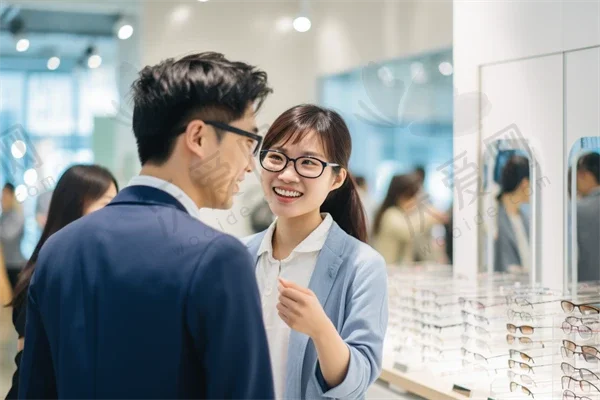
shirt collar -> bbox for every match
[258,213,334,257]
[128,175,201,219]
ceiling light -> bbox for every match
[293,16,311,32]
[47,56,61,71]
[118,24,133,40]
[11,140,26,159]
[197,0,210,2]
[438,61,453,76]
[88,54,102,69]
[24,169,38,186]
[16,38,29,52]
[115,16,134,40]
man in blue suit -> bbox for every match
[18,52,275,399]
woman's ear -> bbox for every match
[331,168,347,191]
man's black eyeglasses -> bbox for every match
[204,120,263,156]
[259,149,340,179]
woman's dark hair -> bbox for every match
[578,152,600,184]
[261,104,368,243]
[131,52,273,166]
[497,155,530,200]
[9,164,118,308]
[373,174,421,235]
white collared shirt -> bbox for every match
[128,175,201,219]
[256,213,333,400]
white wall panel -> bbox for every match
[481,55,564,289]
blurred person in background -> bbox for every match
[494,155,531,273]
[372,173,447,265]
[18,52,275,399]
[411,165,446,263]
[35,190,53,230]
[0,183,25,290]
[575,152,600,281]
[5,164,118,400]
[353,174,377,235]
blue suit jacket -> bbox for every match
[245,221,388,400]
[18,185,274,399]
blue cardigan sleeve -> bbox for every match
[314,252,389,399]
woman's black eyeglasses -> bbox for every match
[259,149,340,179]
[204,120,263,156]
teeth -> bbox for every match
[274,188,302,198]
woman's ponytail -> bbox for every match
[321,173,368,243]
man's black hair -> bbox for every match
[131,52,273,165]
[2,182,15,193]
[578,152,600,184]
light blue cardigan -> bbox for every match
[244,221,389,400]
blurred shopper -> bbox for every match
[5,164,118,400]
[244,105,388,400]
[0,183,25,290]
[372,174,447,265]
[411,165,445,263]
[575,152,600,281]
[35,190,53,229]
[354,174,377,235]
[18,53,275,399]
[494,155,531,273]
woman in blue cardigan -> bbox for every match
[244,104,388,400]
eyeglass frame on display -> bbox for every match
[506,334,547,348]
[562,320,598,340]
[507,323,554,335]
[507,370,536,386]
[259,149,341,179]
[461,347,506,364]
[561,362,600,381]
[561,376,600,393]
[461,334,491,353]
[563,389,595,400]
[508,359,553,373]
[561,300,600,315]
[560,346,600,363]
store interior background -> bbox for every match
[1,0,599,399]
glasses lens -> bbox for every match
[581,305,600,315]
[521,325,534,335]
[562,362,574,375]
[520,337,533,345]
[507,324,517,333]
[522,374,534,385]
[562,376,572,390]
[461,348,468,357]
[563,321,573,335]
[510,382,518,392]
[507,334,515,344]
[562,301,576,313]
[474,353,486,362]
[580,325,593,340]
[508,360,515,368]
[581,368,597,381]
[296,157,324,178]
[261,151,286,171]
[581,380,591,393]
[563,340,577,351]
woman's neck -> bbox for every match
[272,210,324,260]
[501,193,522,215]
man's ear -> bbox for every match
[331,168,347,191]
[184,120,207,158]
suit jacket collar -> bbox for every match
[246,221,347,399]
[106,185,188,214]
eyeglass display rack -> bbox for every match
[381,268,600,400]
[489,288,600,400]
[384,266,537,399]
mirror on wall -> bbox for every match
[480,139,541,283]
[566,137,600,290]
